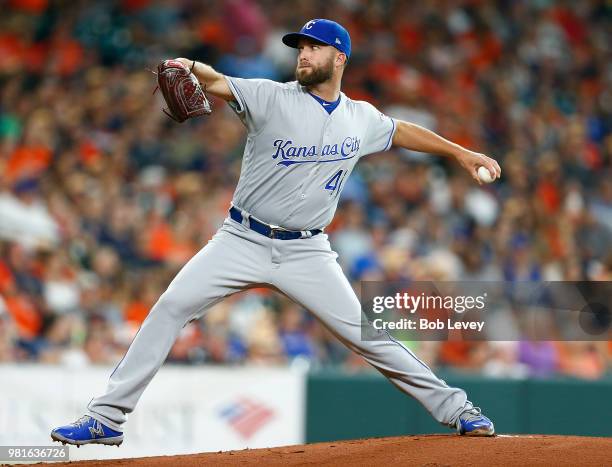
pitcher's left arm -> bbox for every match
[392,121,501,184]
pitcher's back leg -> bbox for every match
[272,242,470,428]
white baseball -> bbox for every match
[477,166,495,183]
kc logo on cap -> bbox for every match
[282,18,352,58]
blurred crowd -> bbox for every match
[0,0,610,379]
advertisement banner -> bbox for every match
[0,365,305,461]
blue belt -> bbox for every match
[229,206,322,240]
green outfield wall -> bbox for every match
[306,371,612,441]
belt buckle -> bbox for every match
[269,225,287,239]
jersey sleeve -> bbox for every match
[360,103,397,157]
[225,76,278,133]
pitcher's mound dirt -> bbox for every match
[44,435,612,466]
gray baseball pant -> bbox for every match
[87,218,470,431]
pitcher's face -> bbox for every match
[295,38,338,87]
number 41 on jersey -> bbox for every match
[325,169,346,195]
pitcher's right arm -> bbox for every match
[174,58,234,102]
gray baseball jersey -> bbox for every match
[225,77,396,230]
[83,75,475,437]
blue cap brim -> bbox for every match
[282,32,330,49]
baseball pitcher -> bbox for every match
[52,19,500,446]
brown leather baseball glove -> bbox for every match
[155,59,212,122]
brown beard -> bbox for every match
[295,57,334,87]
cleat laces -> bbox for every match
[460,406,483,423]
[72,416,92,428]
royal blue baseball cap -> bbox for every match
[282,19,351,58]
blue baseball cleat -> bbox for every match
[456,407,495,436]
[51,415,123,447]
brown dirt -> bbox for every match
[33,435,612,466]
